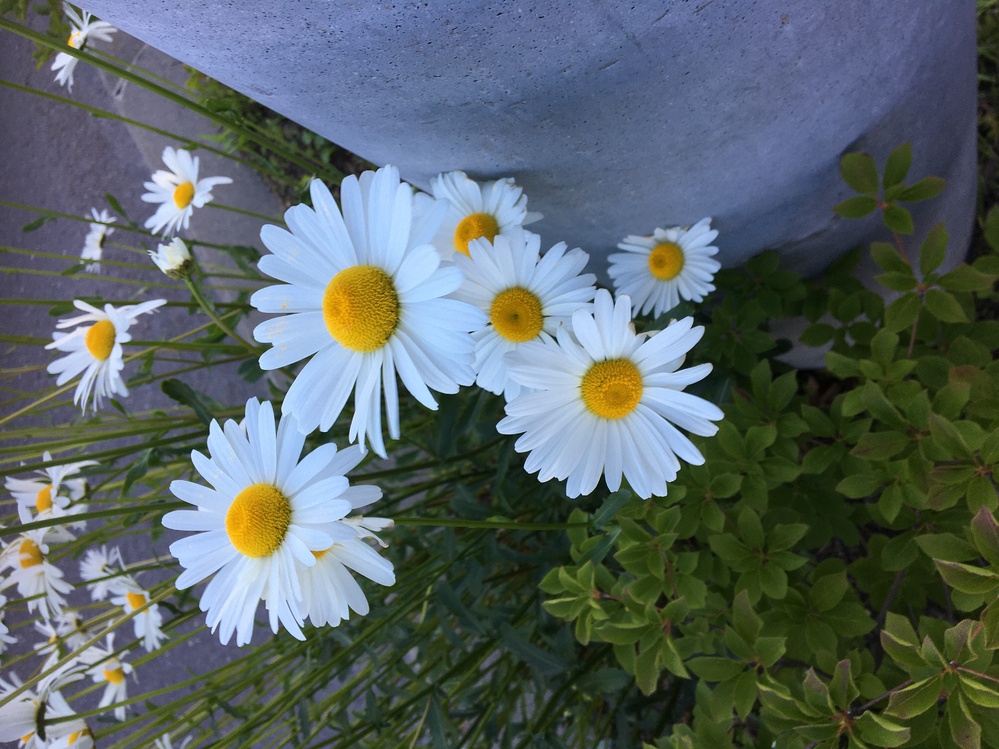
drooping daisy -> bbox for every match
[0,530,73,620]
[294,449,395,628]
[79,208,115,273]
[111,581,165,652]
[50,4,116,92]
[83,634,133,721]
[7,451,95,540]
[79,545,126,600]
[149,237,193,278]
[163,398,391,646]
[608,218,721,318]
[32,614,90,670]
[251,167,484,457]
[497,290,724,499]
[0,672,85,749]
[141,146,232,236]
[451,228,597,400]
[423,170,541,260]
[46,298,166,414]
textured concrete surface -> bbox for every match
[80,0,977,278]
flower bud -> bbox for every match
[149,238,193,279]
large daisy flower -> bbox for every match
[7,451,95,539]
[497,290,724,499]
[162,398,392,646]
[451,228,597,401]
[608,218,721,318]
[46,298,166,414]
[80,208,115,273]
[424,170,542,261]
[51,3,116,92]
[251,166,484,457]
[141,146,232,236]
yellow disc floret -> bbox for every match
[648,241,685,281]
[84,318,116,361]
[322,265,400,353]
[67,728,92,746]
[580,359,644,420]
[19,538,44,568]
[173,181,195,209]
[35,485,53,513]
[126,591,147,610]
[225,483,292,558]
[103,665,125,685]
[67,30,83,48]
[453,212,500,256]
[489,287,544,343]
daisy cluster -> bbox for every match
[0,457,174,745]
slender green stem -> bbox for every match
[184,276,259,354]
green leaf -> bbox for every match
[161,379,218,426]
[937,264,998,293]
[885,676,944,719]
[634,644,661,695]
[687,656,744,682]
[768,523,809,552]
[947,693,981,749]
[851,432,909,461]
[883,142,912,188]
[924,289,968,323]
[802,669,834,712]
[810,572,849,613]
[855,712,910,747]
[837,473,884,499]
[830,659,860,708]
[840,152,880,195]
[883,293,921,333]
[732,590,763,642]
[734,670,758,719]
[498,624,569,676]
[835,195,879,218]
[577,668,632,695]
[875,270,918,292]
[871,241,911,273]
[960,675,999,708]
[104,191,128,219]
[592,490,633,530]
[919,223,948,276]
[971,508,999,567]
[934,560,999,596]
[21,215,54,232]
[899,176,946,203]
[984,205,999,252]
[883,205,914,234]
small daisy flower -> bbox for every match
[425,170,541,260]
[50,4,116,92]
[608,218,721,318]
[48,724,95,749]
[163,398,391,646]
[111,581,165,652]
[451,228,597,400]
[0,672,84,748]
[141,146,232,236]
[79,208,115,273]
[149,237,193,279]
[79,545,126,600]
[251,167,485,457]
[0,530,73,620]
[7,451,95,539]
[83,634,133,722]
[46,298,166,414]
[497,290,724,499]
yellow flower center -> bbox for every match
[67,30,83,48]
[172,181,195,209]
[453,212,499,256]
[126,591,147,611]
[647,241,685,281]
[67,728,92,746]
[19,538,43,568]
[103,665,125,685]
[580,359,644,420]
[225,483,292,558]
[84,318,116,361]
[322,265,400,353]
[489,287,544,343]
[35,485,53,513]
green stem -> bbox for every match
[184,276,259,354]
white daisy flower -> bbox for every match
[48,724,95,749]
[451,228,597,401]
[424,170,541,260]
[141,146,232,236]
[111,581,166,652]
[162,398,391,646]
[608,218,721,318]
[149,237,193,278]
[83,634,133,722]
[497,290,724,499]
[52,612,90,651]
[33,614,90,671]
[251,166,485,457]
[46,298,166,414]
[50,4,116,92]
[0,672,85,749]
[79,544,126,600]
[79,208,115,273]
[7,451,95,540]
[0,530,73,620]
[0,595,16,657]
